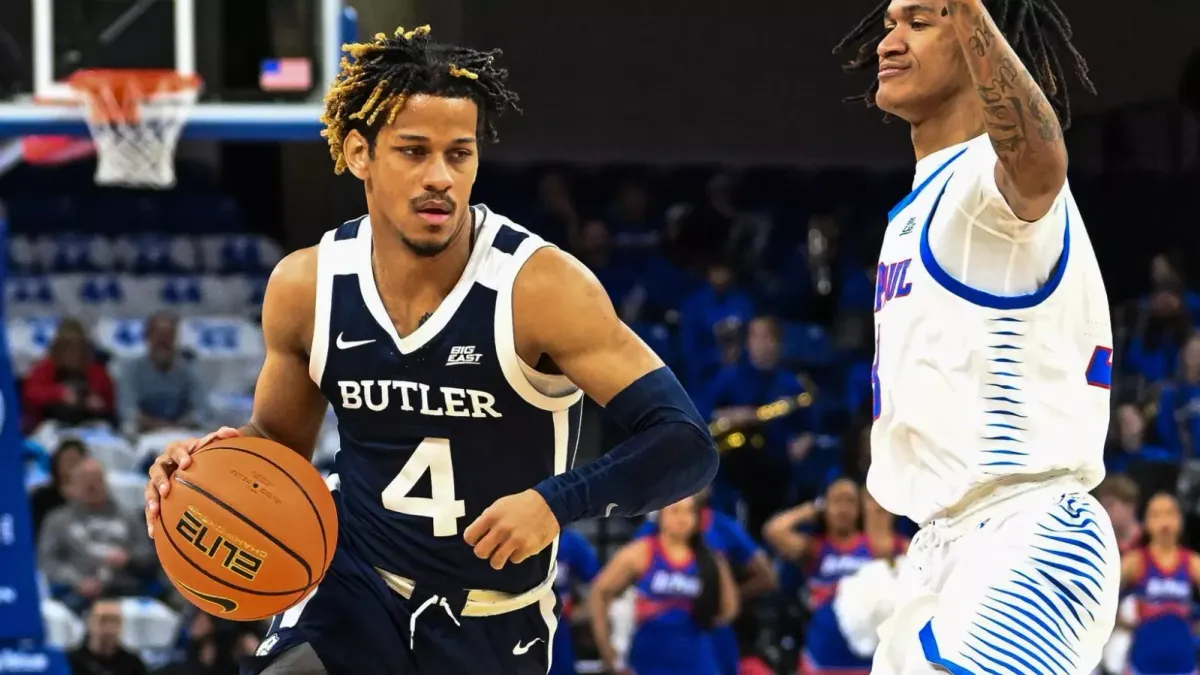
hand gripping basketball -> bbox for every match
[144,426,241,538]
[149,434,338,620]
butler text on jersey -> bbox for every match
[337,379,502,418]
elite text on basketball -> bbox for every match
[176,508,267,582]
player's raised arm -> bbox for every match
[943,0,1067,221]
[517,248,718,520]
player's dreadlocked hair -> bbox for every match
[320,25,521,174]
[832,0,1094,129]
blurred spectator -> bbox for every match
[28,438,88,541]
[772,215,847,324]
[715,320,744,372]
[231,632,262,671]
[573,220,641,321]
[680,260,755,386]
[38,457,157,609]
[671,174,739,271]
[837,420,873,486]
[153,633,239,675]
[152,610,259,675]
[837,242,882,317]
[1109,403,1180,508]
[551,528,599,675]
[160,612,222,674]
[663,203,694,263]
[1093,474,1142,553]
[837,316,879,427]
[1154,332,1200,460]
[67,596,149,675]
[700,316,813,532]
[572,217,695,327]
[22,318,116,432]
[118,312,207,434]
[606,178,660,250]
[1125,289,1194,386]
[530,172,581,251]
[1147,252,1200,324]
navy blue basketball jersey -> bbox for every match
[309,206,585,594]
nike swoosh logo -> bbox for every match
[512,638,543,655]
[173,577,238,614]
[604,503,618,517]
[336,333,376,350]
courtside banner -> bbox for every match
[0,206,46,643]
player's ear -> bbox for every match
[343,129,371,180]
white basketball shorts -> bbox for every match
[872,476,1121,675]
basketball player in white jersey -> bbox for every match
[833,1,1118,673]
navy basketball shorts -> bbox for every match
[242,539,561,675]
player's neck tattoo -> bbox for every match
[418,312,432,327]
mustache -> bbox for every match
[411,193,457,212]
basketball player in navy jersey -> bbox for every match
[142,26,718,675]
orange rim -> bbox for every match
[67,69,201,125]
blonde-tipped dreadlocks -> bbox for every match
[832,0,1094,129]
[319,25,521,174]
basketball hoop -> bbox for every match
[67,69,201,189]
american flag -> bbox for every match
[260,58,312,92]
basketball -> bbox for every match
[154,436,338,621]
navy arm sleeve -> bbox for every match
[533,367,719,525]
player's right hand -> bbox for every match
[144,426,240,538]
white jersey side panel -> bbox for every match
[866,138,1112,524]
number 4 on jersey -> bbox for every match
[1085,346,1113,390]
[381,438,466,537]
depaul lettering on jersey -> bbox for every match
[648,569,702,597]
[1145,575,1190,601]
[874,258,914,312]
[817,552,868,578]
[337,379,502,418]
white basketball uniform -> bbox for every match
[868,134,1120,675]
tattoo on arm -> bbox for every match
[944,1,1065,172]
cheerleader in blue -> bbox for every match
[590,495,739,675]
[764,480,907,674]
[632,489,778,675]
[1121,492,1200,675]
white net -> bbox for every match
[74,75,198,189]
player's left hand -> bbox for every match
[464,489,561,570]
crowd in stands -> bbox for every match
[7,158,1200,673]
